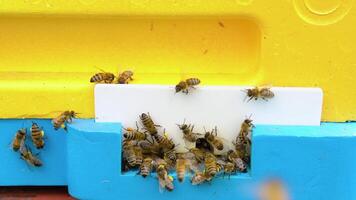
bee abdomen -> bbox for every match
[186,78,200,86]
[90,73,103,82]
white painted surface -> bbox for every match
[95,84,323,152]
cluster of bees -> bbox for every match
[90,70,275,191]
[121,112,257,192]
[10,111,78,167]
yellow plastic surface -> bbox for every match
[0,0,355,121]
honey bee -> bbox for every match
[188,148,206,163]
[177,120,202,143]
[30,122,45,149]
[195,138,214,153]
[153,131,175,150]
[227,150,247,172]
[163,148,177,166]
[122,140,137,167]
[139,157,153,178]
[134,147,143,166]
[117,70,134,84]
[157,164,174,192]
[244,86,274,101]
[90,68,116,84]
[176,155,188,182]
[205,127,224,151]
[123,123,147,141]
[140,113,159,135]
[239,115,254,139]
[138,140,162,155]
[175,78,201,94]
[12,128,26,151]
[52,110,77,131]
[223,162,236,178]
[19,145,42,167]
[204,152,217,177]
[191,172,208,185]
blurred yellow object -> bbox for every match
[0,0,355,121]
[259,179,289,200]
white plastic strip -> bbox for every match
[95,84,323,152]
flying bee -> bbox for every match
[52,110,77,131]
[177,120,202,143]
[90,68,116,84]
[175,78,201,94]
[244,86,274,102]
[157,164,174,192]
[204,126,224,151]
[204,152,218,177]
[12,128,26,151]
[20,145,42,167]
[140,113,160,135]
[123,123,147,141]
[30,122,45,149]
[117,70,134,84]
[139,157,153,178]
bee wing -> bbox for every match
[259,84,273,89]
[186,158,201,173]
[158,177,166,193]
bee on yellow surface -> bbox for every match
[11,128,26,151]
[90,68,116,84]
[244,86,274,102]
[205,126,224,151]
[175,78,201,94]
[177,120,202,143]
[20,145,42,167]
[117,70,134,84]
[52,110,77,131]
[139,157,154,178]
[30,122,45,149]
[157,164,174,192]
[140,113,159,135]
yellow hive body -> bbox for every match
[0,0,354,121]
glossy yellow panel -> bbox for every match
[0,0,354,121]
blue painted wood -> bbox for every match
[1,119,356,200]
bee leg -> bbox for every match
[262,97,268,101]
[63,126,68,132]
